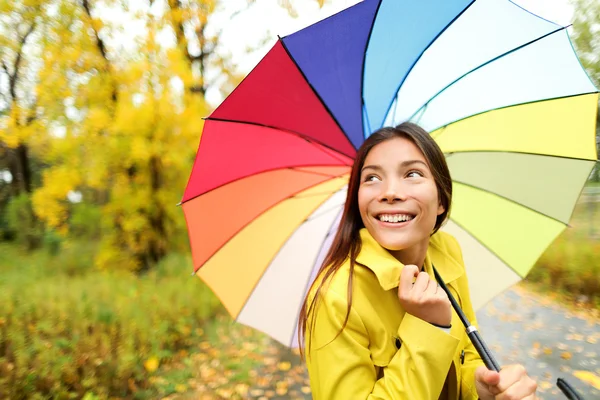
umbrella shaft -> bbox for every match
[433,265,501,372]
[466,329,500,372]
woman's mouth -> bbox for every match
[376,213,415,224]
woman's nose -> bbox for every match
[380,181,405,203]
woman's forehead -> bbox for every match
[364,137,426,164]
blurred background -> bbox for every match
[0,0,598,399]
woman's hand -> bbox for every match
[475,365,538,400]
[397,264,451,327]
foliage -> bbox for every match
[0,243,223,399]
[5,193,43,249]
[0,0,329,271]
[527,199,600,307]
[571,0,600,160]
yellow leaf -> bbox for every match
[235,384,249,396]
[277,361,291,371]
[175,384,187,393]
[573,370,600,390]
[561,351,573,360]
[301,386,311,394]
[543,347,553,355]
[144,357,159,373]
[539,381,553,390]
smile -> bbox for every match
[376,213,415,223]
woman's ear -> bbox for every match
[437,200,445,216]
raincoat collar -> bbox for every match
[355,228,464,291]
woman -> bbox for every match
[297,123,538,399]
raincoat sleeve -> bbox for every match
[447,236,486,399]
[306,287,460,400]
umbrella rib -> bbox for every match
[408,25,570,124]
[360,0,384,136]
[204,116,355,163]
[182,166,350,205]
[507,0,565,27]
[447,218,531,280]
[288,204,345,348]
[444,149,599,163]
[452,179,571,227]
[292,187,348,199]
[380,0,477,129]
[304,201,346,221]
[233,190,345,326]
[191,176,347,274]
[290,166,351,178]
[433,91,600,145]
[278,38,357,154]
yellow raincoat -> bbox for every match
[304,228,485,399]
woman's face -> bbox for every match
[358,137,444,262]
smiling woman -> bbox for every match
[297,123,539,400]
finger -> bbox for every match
[399,264,420,295]
[475,366,501,396]
[412,271,430,294]
[425,278,438,294]
[497,375,537,400]
[475,366,500,386]
[496,364,527,393]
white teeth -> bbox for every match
[378,214,413,223]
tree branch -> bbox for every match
[81,0,117,102]
[10,22,36,102]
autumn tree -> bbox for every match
[11,0,328,271]
[0,0,49,248]
[571,0,600,180]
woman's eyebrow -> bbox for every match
[362,160,427,174]
[361,164,382,173]
[401,160,427,168]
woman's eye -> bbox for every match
[365,175,381,182]
[407,170,423,178]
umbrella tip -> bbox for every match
[191,270,197,277]
[176,202,182,207]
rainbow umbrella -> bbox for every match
[182,0,599,348]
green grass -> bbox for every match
[0,242,223,399]
[526,200,600,308]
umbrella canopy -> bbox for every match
[182,0,599,348]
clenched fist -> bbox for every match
[397,264,451,327]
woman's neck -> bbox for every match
[389,238,430,268]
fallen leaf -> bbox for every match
[533,342,541,349]
[539,381,553,390]
[143,357,159,373]
[561,351,573,360]
[543,347,553,355]
[276,387,288,396]
[278,361,292,371]
[573,370,600,390]
[234,384,248,396]
[566,334,584,341]
[301,386,312,394]
[586,336,597,344]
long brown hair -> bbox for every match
[297,122,452,359]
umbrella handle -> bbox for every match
[433,266,586,400]
[432,266,500,372]
[557,378,585,400]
